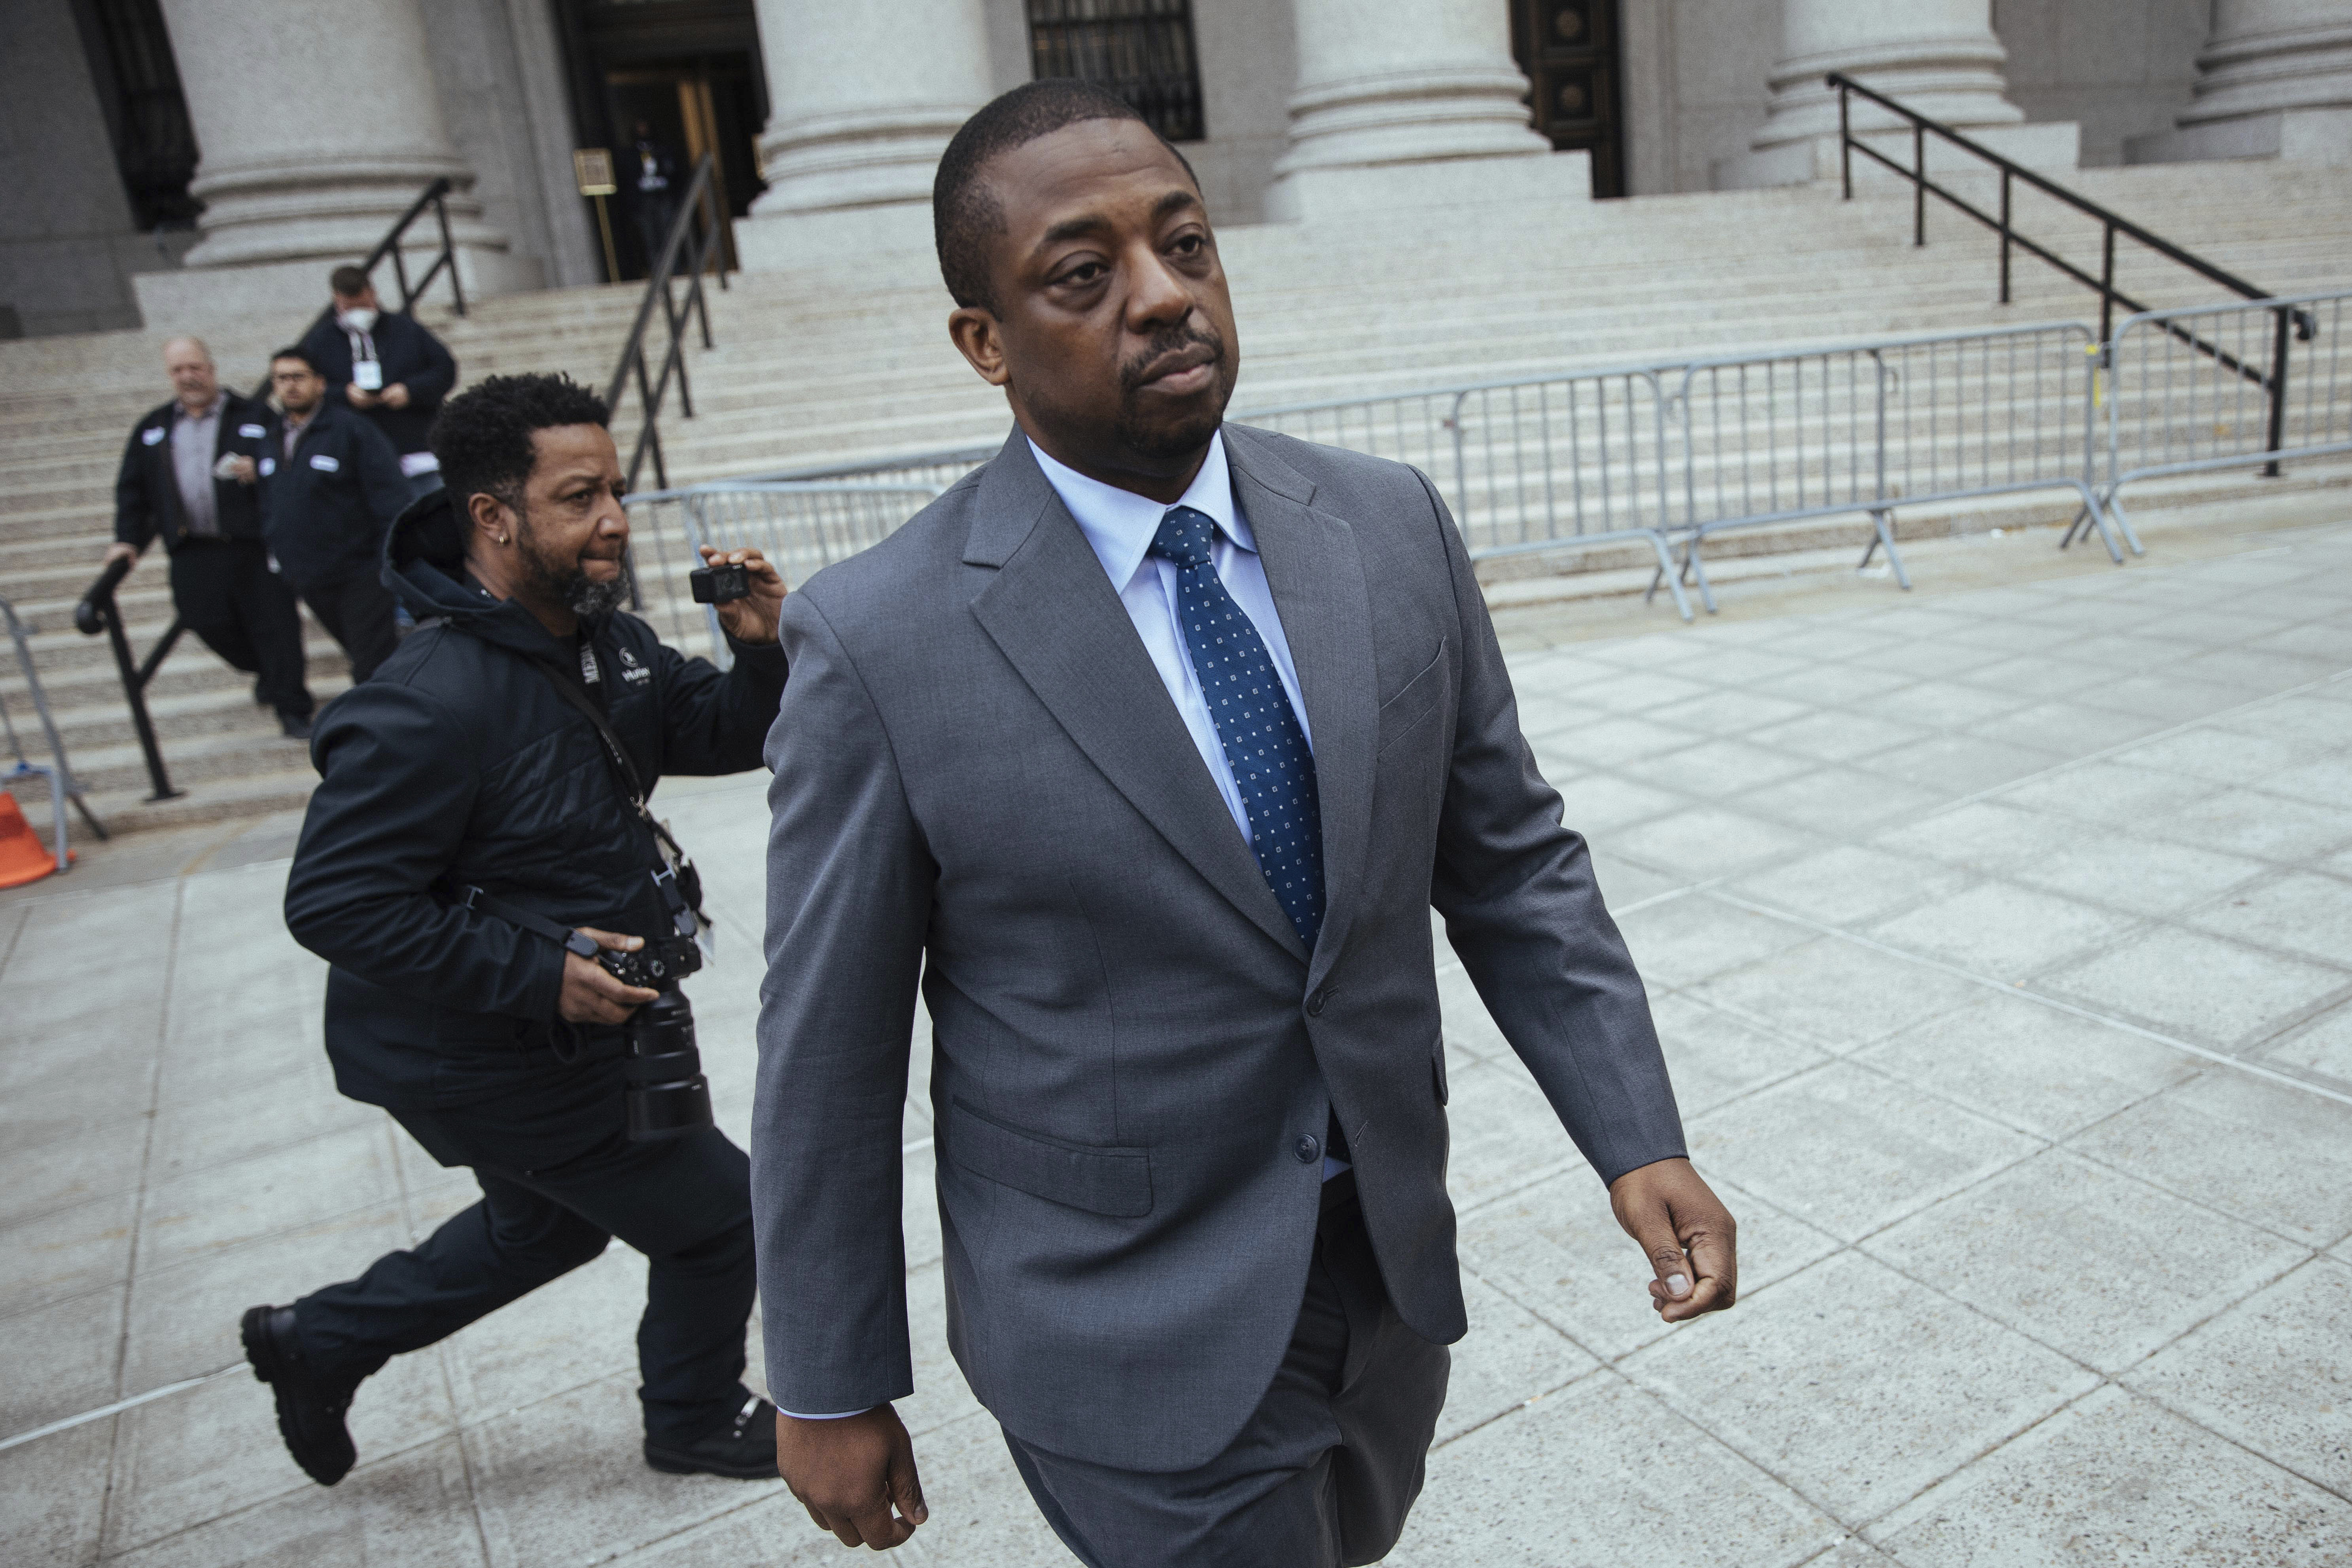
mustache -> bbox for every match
[1119,323,1226,393]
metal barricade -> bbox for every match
[625,481,945,665]
[2098,290,2352,537]
[2,594,106,871]
[1664,321,2118,611]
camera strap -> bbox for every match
[449,883,601,959]
[526,646,711,948]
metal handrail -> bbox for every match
[3,595,106,871]
[605,154,727,501]
[360,175,466,318]
[71,557,183,802]
[1829,72,2314,475]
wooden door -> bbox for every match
[1510,0,1626,198]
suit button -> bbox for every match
[1305,987,1327,1018]
[1294,1134,1321,1164]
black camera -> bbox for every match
[598,936,713,1141]
[689,562,750,604]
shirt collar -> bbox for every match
[1028,429,1255,590]
[175,394,223,426]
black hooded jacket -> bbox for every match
[282,490,786,1112]
[297,307,458,457]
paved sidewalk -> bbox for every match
[5,519,2350,1566]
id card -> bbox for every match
[352,360,384,392]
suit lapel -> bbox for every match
[965,434,1310,964]
[1225,429,1379,986]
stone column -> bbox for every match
[1716,0,2078,189]
[134,0,521,323]
[1265,0,1578,224]
[734,0,993,274]
[2130,0,2352,165]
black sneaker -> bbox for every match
[645,1395,781,1480]
[240,1304,357,1486]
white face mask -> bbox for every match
[337,306,379,334]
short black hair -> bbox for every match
[429,373,610,515]
[933,80,1197,313]
[329,264,371,297]
[269,345,319,375]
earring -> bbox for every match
[497,533,510,545]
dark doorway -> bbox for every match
[69,0,201,230]
[554,0,768,279]
[1027,0,1206,143]
[1510,0,1626,198]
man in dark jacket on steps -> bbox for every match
[261,346,409,681]
[252,372,790,1488]
[299,265,460,500]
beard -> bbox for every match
[514,511,627,618]
[1113,321,1232,461]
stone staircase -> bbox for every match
[3,156,2348,840]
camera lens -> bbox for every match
[622,990,713,1141]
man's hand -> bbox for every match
[700,545,787,646]
[556,926,658,1024]
[380,383,411,410]
[221,455,258,485]
[345,383,379,410]
[778,1405,927,1549]
[1608,1157,1737,1324]
[104,541,138,566]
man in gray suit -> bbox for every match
[752,79,1739,1565]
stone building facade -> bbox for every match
[6,0,2350,336]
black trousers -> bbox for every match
[292,1091,758,1445]
[168,539,311,718]
[1003,1174,1450,1568]
[296,573,400,684]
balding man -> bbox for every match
[109,336,314,738]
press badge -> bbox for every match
[142,426,166,445]
[352,361,384,391]
[259,457,276,477]
[309,453,340,472]
[238,423,266,439]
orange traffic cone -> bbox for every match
[0,790,69,888]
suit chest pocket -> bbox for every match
[1376,638,1450,757]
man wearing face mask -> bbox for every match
[298,264,460,502]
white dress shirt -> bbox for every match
[778,432,1333,1422]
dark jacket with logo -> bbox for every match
[261,401,410,590]
[114,392,277,553]
[282,489,787,1120]
[296,307,459,456]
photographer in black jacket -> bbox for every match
[261,346,409,681]
[254,373,789,1487]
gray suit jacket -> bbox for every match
[752,426,1683,1473]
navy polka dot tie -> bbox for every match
[1150,505,1325,950]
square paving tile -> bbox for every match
[1551,773,1693,837]
[1866,1148,2303,1374]
[1614,738,1818,798]
[0,1187,138,1320]
[1684,1061,2041,1242]
[2067,1071,2352,1247]
[2144,786,2352,863]
[1961,699,2170,759]
[1457,1172,1839,1364]
[1745,709,1934,764]
[1438,1271,1604,1444]
[2126,1255,2352,1498]
[2010,836,2267,918]
[1736,767,1953,837]
[1538,713,1710,767]
[0,1282,128,1435]
[2082,672,2257,723]
[2036,925,2350,1050]
[0,1114,148,1235]
[1867,1384,2352,1563]
[134,1122,403,1274]
[1870,801,2090,874]
[1622,1250,2096,1525]
[1867,734,2064,796]
[1652,995,1830,1117]
[1444,1061,1584,1213]
[1853,993,2198,1141]
[1729,845,1971,927]
[1389,1373,1841,1568]
[441,1246,645,1426]
[0,1420,111,1568]
[1868,683,2035,734]
[2261,1004,2352,1081]
[1606,808,1824,881]
[1648,690,1817,738]
[2187,868,2352,967]
[1866,880,2140,980]
[105,1436,489,1568]
[1688,936,1985,1054]
[1745,661,1913,707]
[1991,758,2227,826]
[2108,724,2337,785]
[1615,894,1816,990]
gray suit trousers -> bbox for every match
[1001,1174,1448,1568]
